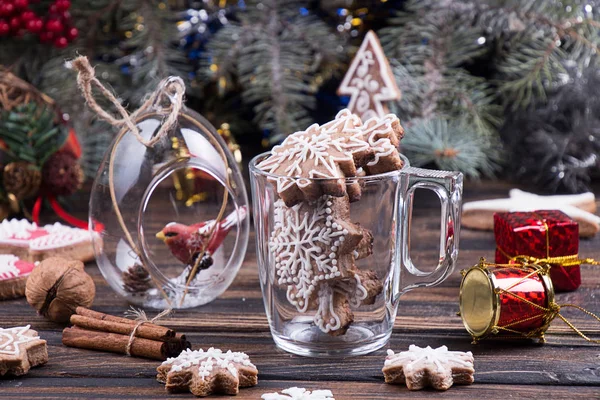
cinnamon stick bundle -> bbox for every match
[62,307,191,360]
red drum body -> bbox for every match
[460,262,555,342]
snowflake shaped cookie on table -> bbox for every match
[270,196,364,314]
[256,120,371,207]
[262,387,335,400]
[0,325,48,376]
[383,345,474,391]
[157,347,258,397]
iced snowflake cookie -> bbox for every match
[256,120,371,207]
[157,347,258,397]
[0,255,36,300]
[262,387,335,400]
[360,114,404,175]
[313,268,383,336]
[270,196,364,311]
[0,219,97,262]
[270,195,380,335]
[383,345,474,391]
[0,325,48,376]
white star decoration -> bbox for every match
[0,325,39,356]
[462,189,600,236]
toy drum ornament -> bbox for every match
[459,259,555,343]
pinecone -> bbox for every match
[122,263,153,295]
[41,151,84,196]
[3,161,41,200]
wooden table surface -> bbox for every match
[1,181,600,399]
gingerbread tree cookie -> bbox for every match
[270,196,364,314]
[383,345,474,391]
[0,325,48,376]
[338,31,401,121]
[157,347,258,397]
[256,123,371,207]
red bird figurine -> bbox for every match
[156,206,247,268]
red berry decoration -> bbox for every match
[9,15,20,30]
[53,35,67,48]
[20,10,34,21]
[0,3,14,17]
[13,0,28,9]
[0,20,10,36]
[2,0,75,46]
[25,17,41,32]
[55,0,69,12]
[66,26,76,40]
[45,18,62,32]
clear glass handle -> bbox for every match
[398,167,463,294]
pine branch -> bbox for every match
[401,118,500,178]
[201,0,344,142]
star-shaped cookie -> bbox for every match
[360,114,404,175]
[270,196,364,314]
[157,347,258,397]
[314,268,383,336]
[383,345,474,391]
[256,120,370,207]
[0,325,48,376]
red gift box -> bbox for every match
[494,210,580,292]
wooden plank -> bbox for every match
[1,379,599,399]
[0,181,599,398]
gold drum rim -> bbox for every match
[459,267,499,338]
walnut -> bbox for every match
[25,257,95,323]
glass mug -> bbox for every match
[249,153,463,357]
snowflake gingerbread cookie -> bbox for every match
[319,109,405,197]
[383,345,475,391]
[0,325,48,376]
[314,268,383,336]
[157,347,258,397]
[270,196,380,335]
[360,114,404,175]
[262,387,335,400]
[256,121,371,207]
[0,218,97,263]
[0,254,37,300]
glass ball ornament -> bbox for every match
[90,107,249,309]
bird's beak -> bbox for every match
[156,231,166,241]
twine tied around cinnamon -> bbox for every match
[123,307,172,356]
[71,56,231,307]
